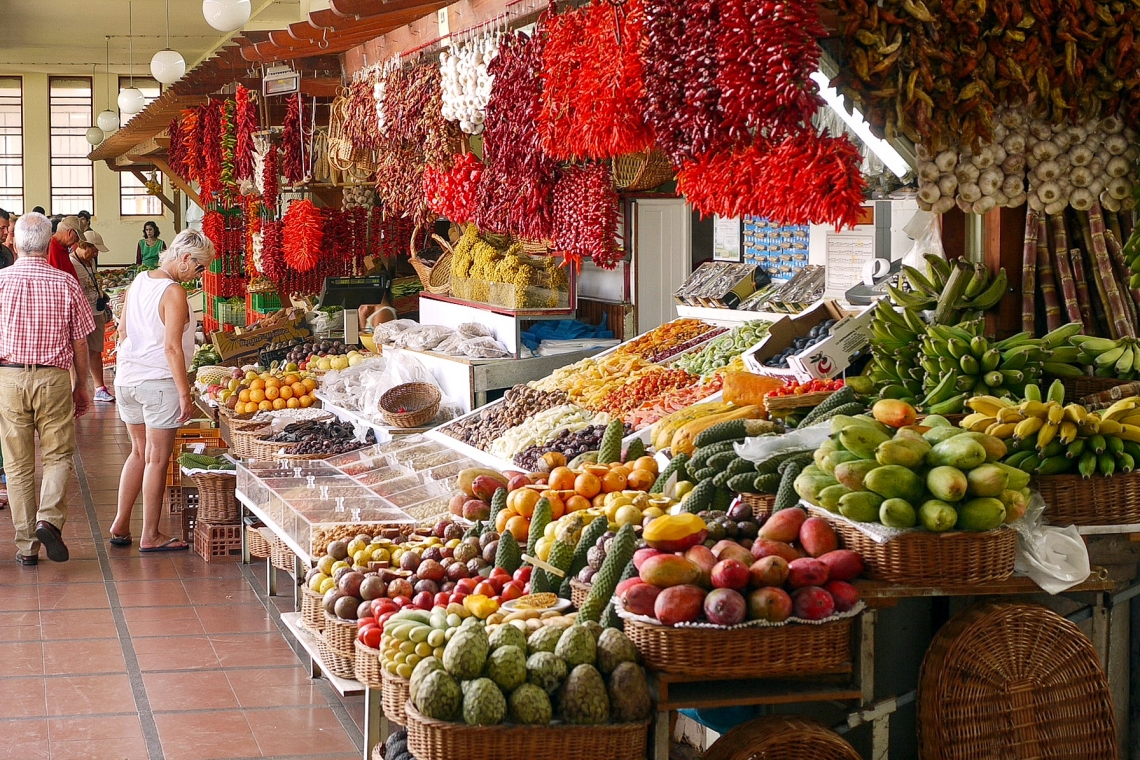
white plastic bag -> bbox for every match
[1012,491,1091,594]
[458,322,494,338]
[734,423,831,463]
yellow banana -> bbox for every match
[1019,400,1050,418]
[1059,421,1078,444]
[961,413,996,432]
[1036,421,1058,448]
[1063,404,1087,425]
[1118,423,1140,443]
[1080,417,1101,436]
[1046,402,1065,425]
[996,407,1025,424]
[1117,412,1140,428]
[1014,415,1044,439]
[966,396,1012,415]
[986,422,1017,438]
[1102,397,1140,422]
[1098,418,1124,436]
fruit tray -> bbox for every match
[1032,470,1140,526]
[808,506,1016,585]
[404,703,649,760]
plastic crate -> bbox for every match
[213,296,246,328]
[167,433,224,488]
[204,271,248,298]
[193,520,242,562]
[248,291,282,312]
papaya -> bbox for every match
[671,406,763,456]
[918,500,958,532]
[458,468,509,498]
[965,464,1009,498]
[639,554,703,588]
[926,466,968,502]
[821,450,861,475]
[923,426,966,445]
[991,462,1031,491]
[879,498,917,528]
[813,438,839,469]
[955,432,1007,462]
[829,414,884,435]
[875,439,927,468]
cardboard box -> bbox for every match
[211,313,311,363]
[740,316,801,381]
[743,300,873,381]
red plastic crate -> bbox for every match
[204,270,248,298]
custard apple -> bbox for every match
[555,625,597,668]
[508,683,553,725]
[526,651,568,695]
[443,625,489,680]
[596,628,639,674]
[409,656,444,703]
[415,670,462,721]
[580,619,604,642]
[559,664,610,724]
[489,624,527,652]
[607,661,652,722]
[527,624,563,655]
[485,644,527,691]
[462,677,507,725]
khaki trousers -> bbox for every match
[0,367,75,556]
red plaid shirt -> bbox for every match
[0,257,95,370]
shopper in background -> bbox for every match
[70,241,114,404]
[111,229,214,552]
[30,206,44,215]
[76,210,91,234]
[135,221,166,269]
[0,210,13,269]
[48,216,82,280]
[0,212,95,566]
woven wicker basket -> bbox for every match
[382,671,411,725]
[1033,470,1140,525]
[315,635,357,680]
[190,472,239,524]
[738,492,775,521]
[622,616,854,680]
[409,226,454,295]
[612,150,674,192]
[231,425,271,458]
[1058,374,1130,404]
[354,640,384,688]
[917,602,1117,760]
[404,703,649,760]
[380,382,441,429]
[569,579,591,609]
[764,391,835,413]
[300,585,326,632]
[702,715,862,760]
[250,438,335,462]
[269,534,295,574]
[324,611,358,657]
[246,525,270,558]
[814,508,1016,585]
[226,413,266,432]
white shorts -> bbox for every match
[116,379,182,429]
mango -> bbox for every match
[853,415,893,435]
[643,514,708,552]
[999,489,1028,523]
[871,398,918,428]
[793,472,838,505]
[922,414,953,428]
[879,498,917,528]
[864,465,925,502]
[829,414,886,436]
[838,491,883,522]
[956,497,1006,531]
[458,468,509,498]
[821,450,862,475]
[757,508,808,542]
[926,466,968,502]
[926,437,987,469]
[919,499,958,532]
[956,432,1007,462]
[966,463,1009,498]
[834,459,878,491]
[816,484,852,513]
[814,438,839,469]
[838,426,892,460]
[639,554,703,588]
[923,426,966,445]
[799,464,826,479]
[875,439,927,468]
[992,462,1031,491]
[894,428,932,447]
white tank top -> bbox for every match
[116,271,194,386]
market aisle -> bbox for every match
[0,404,364,760]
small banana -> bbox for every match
[1036,421,1058,449]
[1019,400,1049,417]
[1118,423,1140,443]
[1046,402,1065,425]
[986,422,1017,438]
[1102,398,1140,422]
[1063,404,1088,425]
[996,407,1025,424]
[962,413,997,432]
[1059,420,1078,444]
[1014,415,1045,439]
[1098,418,1124,436]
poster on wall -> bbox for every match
[713,216,742,262]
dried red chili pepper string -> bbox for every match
[281,94,306,184]
[219,99,237,200]
[199,101,223,203]
[423,152,484,224]
[178,108,200,184]
[234,85,258,182]
[261,220,286,287]
[282,199,323,273]
[552,162,623,269]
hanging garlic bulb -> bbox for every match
[439,34,499,135]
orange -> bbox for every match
[265,376,280,388]
[291,382,307,397]
[249,388,266,403]
[264,385,280,401]
[302,378,317,391]
[601,468,626,493]
[564,494,592,513]
[633,456,659,476]
[283,374,301,386]
[548,466,576,491]
[286,397,300,409]
[278,385,293,400]
[272,398,287,410]
[626,469,655,491]
[508,488,540,518]
[505,515,530,542]
[574,471,601,499]
[298,395,314,408]
[258,400,273,411]
[539,490,565,519]
[238,389,251,403]
[495,508,515,534]
[250,378,266,391]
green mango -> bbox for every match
[839,491,883,522]
[834,459,879,491]
[814,437,839,469]
[966,464,1009,498]
[926,437,987,469]
[852,415,893,436]
[864,465,925,502]
[793,473,839,505]
[926,466,968,502]
[822,450,862,475]
[838,426,892,460]
[919,500,958,532]
[923,426,967,445]
[991,462,1031,491]
[880,498,917,528]
[829,414,886,435]
[922,414,953,428]
[955,432,1007,462]
[875,439,926,468]
[817,484,852,513]
[956,497,1006,531]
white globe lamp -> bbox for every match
[150,49,185,85]
[118,87,145,114]
[97,110,120,133]
[85,126,105,145]
[203,0,251,32]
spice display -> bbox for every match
[538,0,653,160]
[551,162,623,269]
[440,385,569,451]
[234,84,257,182]
[513,421,634,470]
[281,93,305,184]
[259,219,285,286]
[282,199,323,273]
[423,152,483,224]
[675,320,774,377]
[617,319,722,362]
[167,118,187,182]
[439,35,498,134]
[475,29,558,239]
[532,353,663,410]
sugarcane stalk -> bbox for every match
[1068,246,1096,336]
[1074,210,1115,337]
[1037,215,1063,332]
[1106,210,1125,254]
[1083,203,1136,339]
[1103,227,1140,332]
[1022,209,1038,333]
[1052,244,1084,329]
[932,258,973,325]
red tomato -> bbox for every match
[456,577,478,593]
[499,581,524,602]
[513,566,532,584]
[376,611,395,625]
[489,567,512,581]
[473,581,496,597]
[392,595,412,608]
[356,616,377,630]
[433,592,451,608]
[361,627,382,648]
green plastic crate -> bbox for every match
[213,297,246,327]
[249,291,282,312]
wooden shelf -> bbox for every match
[650,673,861,712]
[856,575,1116,607]
[281,612,364,697]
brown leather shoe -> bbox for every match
[15,552,37,566]
[35,521,68,563]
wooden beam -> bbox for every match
[130,170,177,215]
[150,157,203,210]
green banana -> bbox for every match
[1099,453,1116,477]
[966,268,1009,310]
[1040,322,1084,348]
[927,392,968,415]
[1078,450,1098,478]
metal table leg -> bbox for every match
[364,687,388,760]
[267,556,277,596]
[240,506,250,564]
[294,553,305,611]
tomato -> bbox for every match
[376,611,395,625]
[489,567,512,581]
[434,592,451,608]
[356,616,377,630]
[499,581,524,602]
[456,577,478,594]
[473,581,496,598]
[361,627,382,648]
[391,595,412,608]
[513,566,532,584]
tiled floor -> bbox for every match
[0,405,366,760]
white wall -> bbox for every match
[12,72,170,267]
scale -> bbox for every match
[317,274,391,345]
[845,257,904,305]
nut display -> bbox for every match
[513,422,633,470]
[440,385,569,451]
[263,420,376,456]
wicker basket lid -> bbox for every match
[918,602,1117,760]
[701,715,861,760]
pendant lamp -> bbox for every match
[203,0,251,32]
[150,0,185,85]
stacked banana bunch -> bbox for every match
[867,299,926,405]
[1069,335,1140,379]
[885,255,1009,320]
[917,322,1083,414]
[962,382,1140,477]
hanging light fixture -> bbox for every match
[118,0,145,115]
[86,64,104,145]
[97,37,119,133]
[150,0,185,85]
[203,0,251,32]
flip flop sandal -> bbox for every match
[139,538,190,553]
[109,533,133,546]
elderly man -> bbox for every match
[47,215,82,279]
[0,213,94,565]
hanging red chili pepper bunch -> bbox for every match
[234,85,258,182]
[282,199,323,273]
[539,0,654,160]
[281,93,306,184]
[475,29,559,239]
[423,152,484,224]
[260,219,286,287]
[246,207,261,276]
[261,144,279,216]
[219,99,237,198]
[368,206,384,260]
[676,131,866,229]
[323,208,351,263]
[177,109,200,183]
[345,74,381,153]
[167,119,186,181]
[199,101,223,203]
[552,162,623,269]
[202,210,225,258]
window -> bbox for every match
[49,77,93,215]
[0,78,23,214]
[119,77,163,215]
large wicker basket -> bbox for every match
[231,425,271,458]
[354,640,384,688]
[622,616,854,680]
[1033,470,1140,525]
[300,585,326,632]
[382,671,411,725]
[814,508,1016,585]
[917,602,1117,760]
[738,492,775,521]
[380,382,441,429]
[190,471,239,524]
[702,715,862,760]
[409,226,454,296]
[323,611,358,657]
[612,150,674,192]
[404,703,649,760]
[315,635,356,680]
[269,533,295,574]
[246,525,270,558]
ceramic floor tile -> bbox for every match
[196,604,278,634]
[113,579,191,607]
[107,556,182,581]
[144,670,240,712]
[38,609,117,640]
[33,559,105,584]
[49,735,149,760]
[42,639,125,675]
[44,673,135,716]
[37,584,109,610]
[121,605,205,638]
[183,579,262,606]
[0,677,47,718]
[153,710,261,760]
[0,641,44,675]
[225,666,329,708]
[0,719,49,760]
[133,634,220,671]
[211,632,300,668]
[47,714,143,743]
[245,706,358,757]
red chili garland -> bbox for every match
[345,75,381,153]
[179,109,200,183]
[234,85,258,182]
[199,101,223,203]
[219,99,237,198]
[539,0,654,160]
[261,219,286,286]
[552,163,622,269]
[281,94,306,184]
[202,210,225,258]
[167,119,186,181]
[423,152,483,224]
[282,199,323,273]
